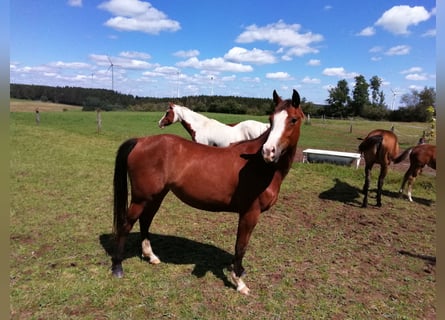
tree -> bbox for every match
[362,76,388,120]
[369,75,385,107]
[391,87,436,122]
[351,75,370,116]
[326,79,351,117]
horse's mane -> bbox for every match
[173,104,229,127]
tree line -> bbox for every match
[10,82,435,122]
[321,75,435,122]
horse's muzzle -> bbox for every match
[262,146,278,163]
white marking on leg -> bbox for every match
[230,271,250,295]
[141,239,161,264]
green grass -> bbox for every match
[10,108,435,319]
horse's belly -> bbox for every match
[170,186,235,212]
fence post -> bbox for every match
[96,108,102,134]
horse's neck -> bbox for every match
[278,145,297,177]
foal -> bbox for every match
[399,144,436,202]
[112,90,304,295]
[358,129,410,207]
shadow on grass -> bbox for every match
[398,250,436,265]
[318,178,362,206]
[99,232,235,289]
[382,190,435,206]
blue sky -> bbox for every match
[10,0,436,106]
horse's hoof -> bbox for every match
[112,265,124,278]
[149,256,161,265]
[238,285,250,295]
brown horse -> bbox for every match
[399,144,436,202]
[358,129,410,207]
[112,89,304,295]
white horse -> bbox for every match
[158,103,270,147]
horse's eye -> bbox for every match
[291,117,298,124]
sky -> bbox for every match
[10,0,436,107]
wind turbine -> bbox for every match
[390,88,399,110]
[107,56,115,91]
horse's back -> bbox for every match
[361,129,399,162]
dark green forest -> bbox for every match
[10,82,435,122]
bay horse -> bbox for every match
[358,129,411,207]
[399,144,436,202]
[112,90,304,295]
[158,103,270,146]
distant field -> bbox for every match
[10,99,83,112]
[10,104,435,319]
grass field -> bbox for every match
[10,101,436,319]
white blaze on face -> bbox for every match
[262,110,287,163]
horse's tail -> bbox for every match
[113,138,138,235]
[358,135,383,153]
[393,146,413,164]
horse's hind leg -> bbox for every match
[399,165,414,201]
[362,163,373,208]
[112,201,145,278]
[406,166,421,202]
[139,193,167,264]
[376,165,388,207]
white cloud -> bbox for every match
[176,57,253,73]
[307,59,321,66]
[98,0,180,34]
[173,50,200,58]
[224,47,276,64]
[401,67,423,74]
[369,46,383,53]
[67,0,82,7]
[301,76,320,84]
[89,54,155,70]
[375,5,431,35]
[405,73,428,81]
[265,72,292,80]
[357,26,375,36]
[385,45,411,56]
[48,61,91,69]
[241,76,261,83]
[322,67,358,79]
[236,20,323,58]
[119,51,151,60]
[422,29,436,37]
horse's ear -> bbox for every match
[292,89,301,107]
[273,90,281,105]
[168,102,174,107]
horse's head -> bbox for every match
[262,89,305,163]
[158,103,179,128]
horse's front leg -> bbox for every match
[231,208,260,295]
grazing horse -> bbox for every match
[399,144,436,202]
[358,129,410,207]
[158,103,270,146]
[112,90,304,295]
